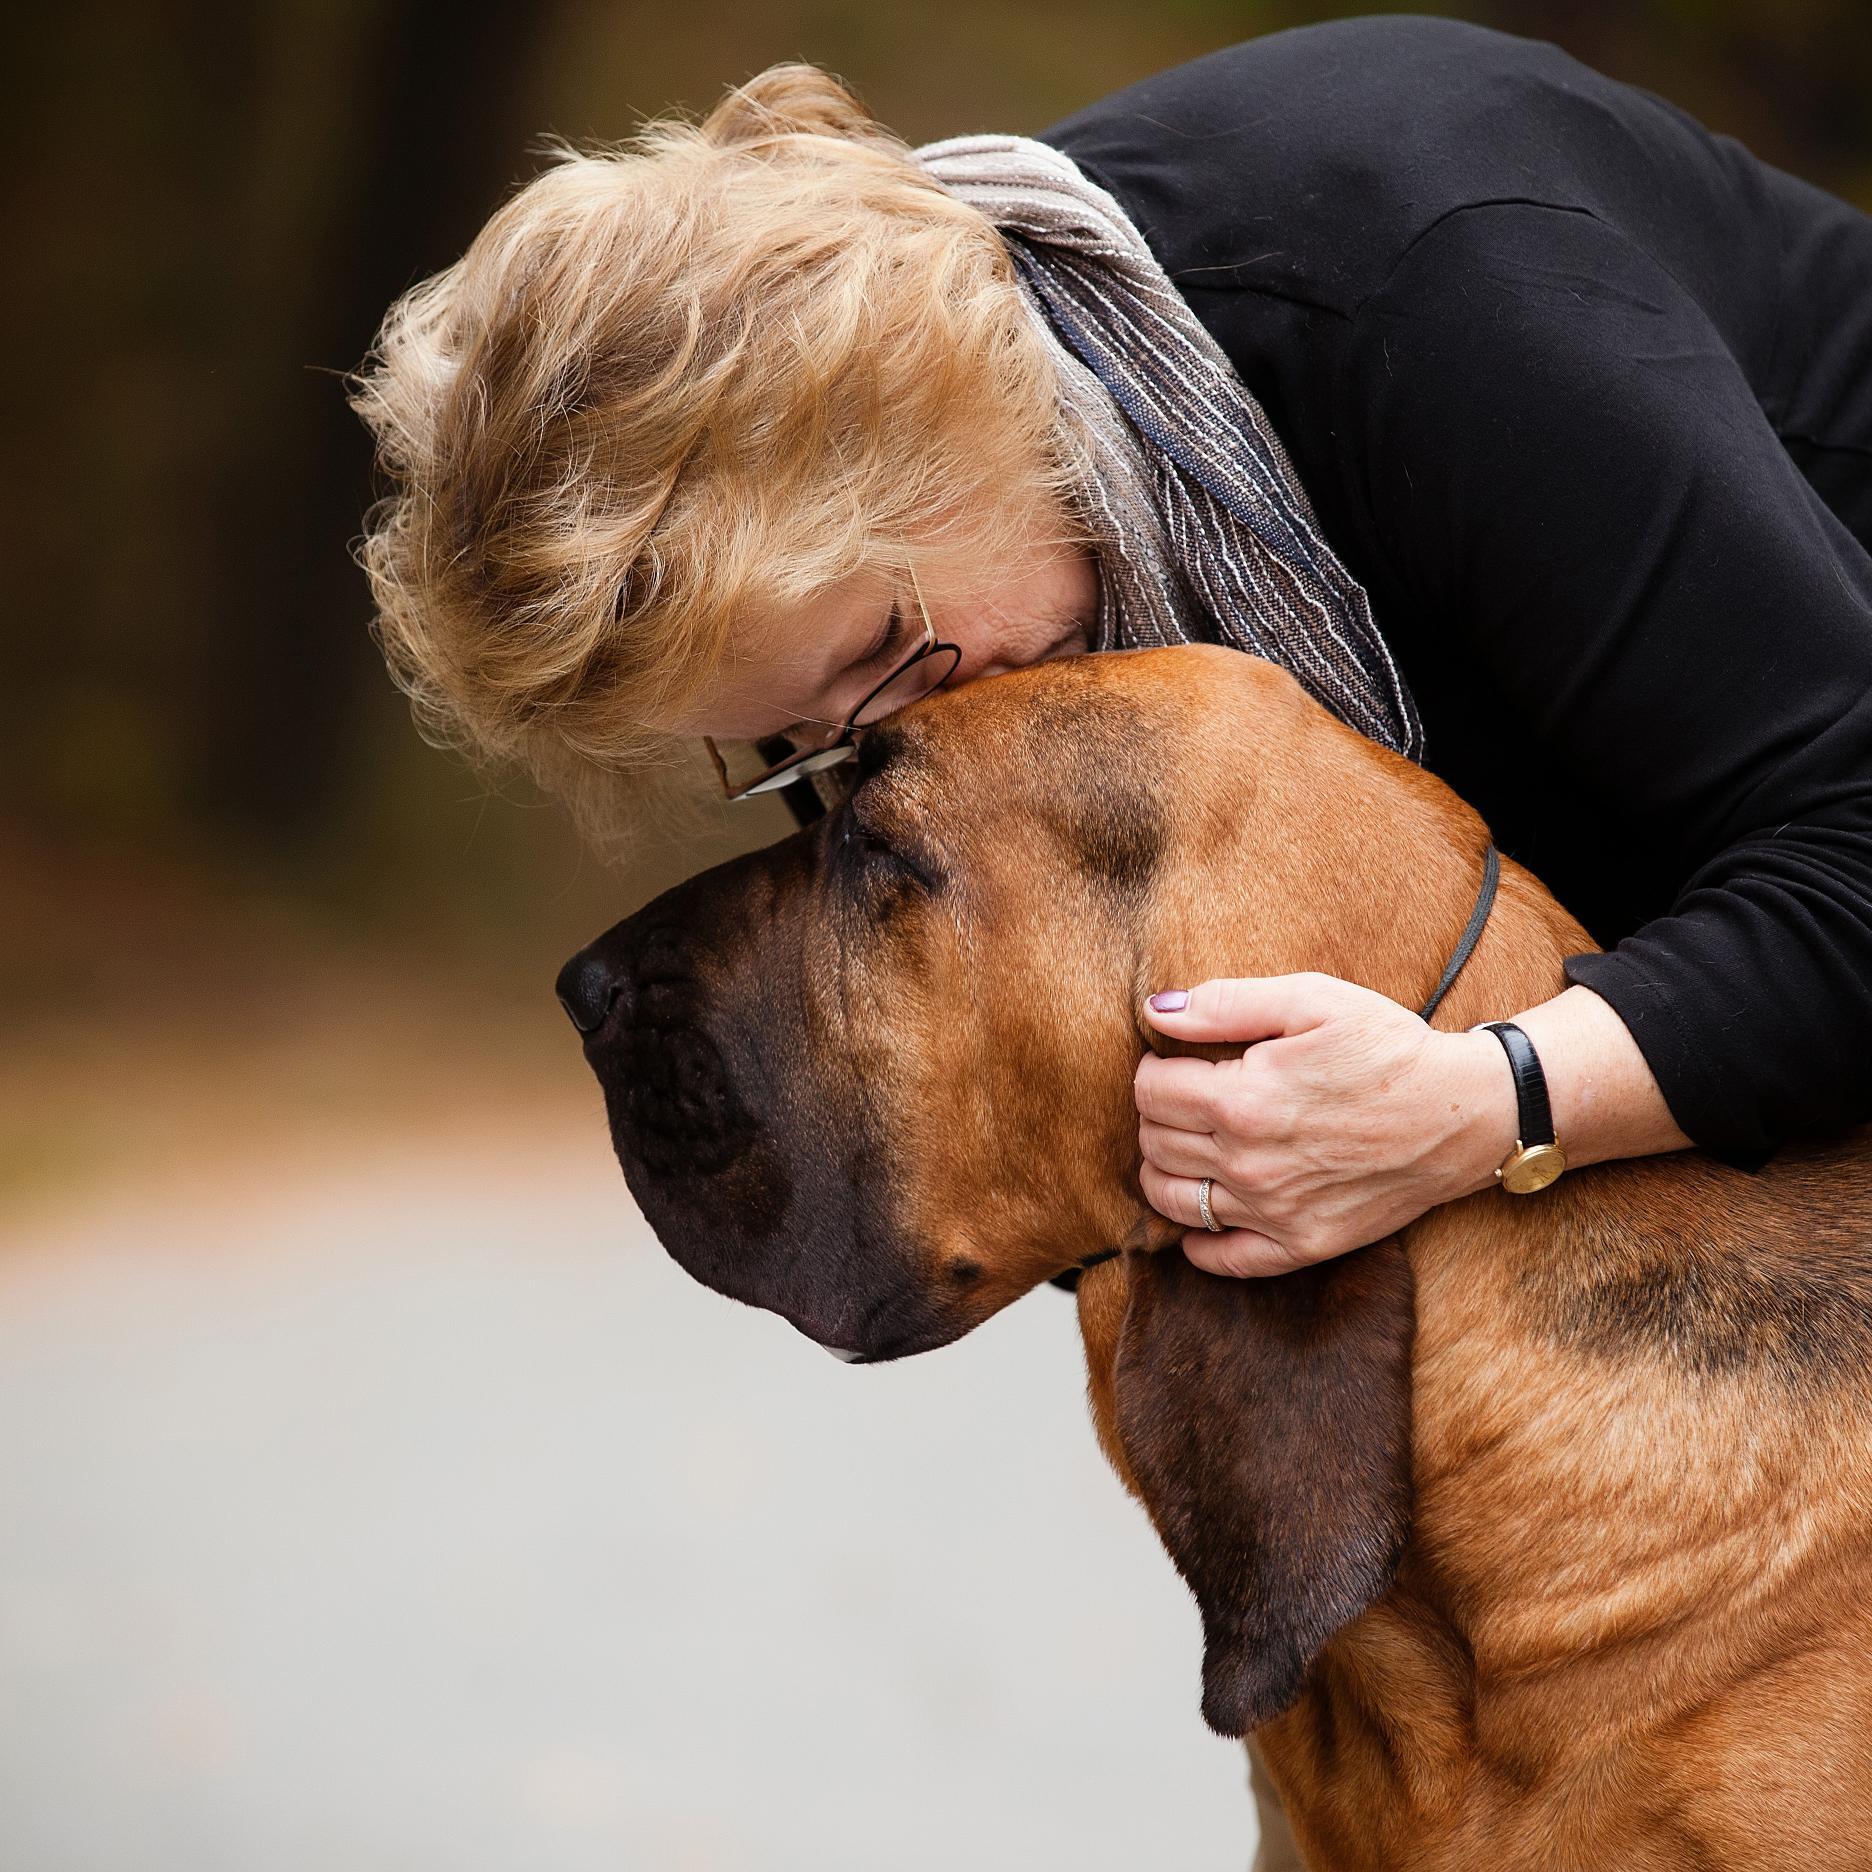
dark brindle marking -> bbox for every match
[1534,1155,1872,1387]
[1016,691,1167,898]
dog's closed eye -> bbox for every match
[838,798,940,895]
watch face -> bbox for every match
[1502,1142,1567,1195]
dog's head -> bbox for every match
[562,644,1431,1730]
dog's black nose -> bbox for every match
[555,945,624,1035]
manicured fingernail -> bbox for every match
[1149,990,1189,1013]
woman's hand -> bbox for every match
[1135,973,1516,1277]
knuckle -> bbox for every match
[1218,1239,1270,1278]
[1139,1164,1174,1210]
[1255,1171,1298,1210]
[1183,1235,1235,1277]
[1287,1224,1339,1266]
[1203,1088,1249,1143]
[1252,1100,1296,1144]
[1198,975,1246,1023]
[1308,972,1360,1018]
[1223,1151,1264,1193]
[1268,1240,1312,1275]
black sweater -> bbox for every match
[1040,15,1872,1160]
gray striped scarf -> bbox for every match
[914,132,1423,762]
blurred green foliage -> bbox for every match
[6,0,1869,945]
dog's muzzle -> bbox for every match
[554,840,957,1365]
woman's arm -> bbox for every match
[1350,200,1872,1156]
[1135,975,1692,1280]
[1498,983,1696,1167]
[1137,200,1872,1272]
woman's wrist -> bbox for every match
[1455,983,1694,1180]
[1434,1028,1527,1196]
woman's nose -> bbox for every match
[951,652,1010,684]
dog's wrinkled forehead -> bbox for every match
[852,665,1171,905]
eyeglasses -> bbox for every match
[704,578,961,802]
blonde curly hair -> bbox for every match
[348,63,1087,848]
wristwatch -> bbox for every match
[1474,1020,1568,1194]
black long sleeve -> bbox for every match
[1043,15,1872,1155]
[1345,202,1872,1153]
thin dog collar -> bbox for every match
[1064,840,1502,1283]
[1417,842,1500,1023]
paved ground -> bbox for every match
[0,1107,1257,1870]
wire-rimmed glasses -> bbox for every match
[704,583,961,802]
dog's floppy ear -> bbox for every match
[1109,1240,1415,1736]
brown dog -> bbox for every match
[557,645,1872,1869]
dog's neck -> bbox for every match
[1251,829,1872,1832]
[1106,801,1585,1262]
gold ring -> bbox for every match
[1197,1177,1222,1232]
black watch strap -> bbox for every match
[1479,1020,1555,1146]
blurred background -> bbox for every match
[5,2,1870,1865]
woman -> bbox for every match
[353,13,1872,1264]
[352,19,1872,1860]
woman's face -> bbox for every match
[677,537,1100,748]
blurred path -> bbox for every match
[0,1099,1256,1869]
